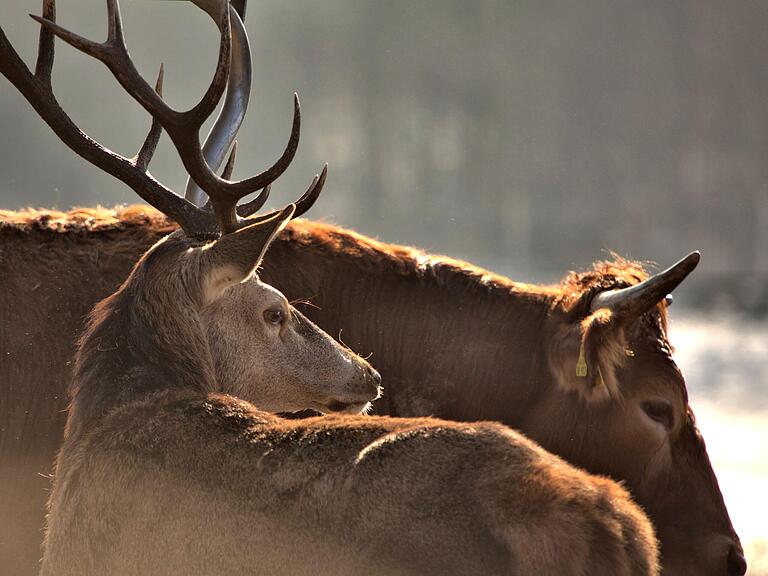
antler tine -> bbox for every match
[221,93,301,199]
[31,0,230,130]
[135,65,165,172]
[185,2,232,128]
[201,142,242,213]
[106,0,122,44]
[293,163,328,218]
[29,14,111,62]
[237,185,271,218]
[225,147,279,218]
[1,1,209,234]
[195,93,300,234]
[34,0,55,84]
[238,163,328,221]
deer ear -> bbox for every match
[548,308,632,403]
[201,204,295,303]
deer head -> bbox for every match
[0,0,381,437]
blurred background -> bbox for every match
[1,0,766,571]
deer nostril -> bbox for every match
[726,544,747,576]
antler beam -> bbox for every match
[1,0,326,236]
[0,1,205,231]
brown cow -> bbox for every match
[265,223,747,576]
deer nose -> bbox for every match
[726,544,747,576]
[366,366,382,387]
[364,366,381,400]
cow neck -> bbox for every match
[397,279,552,424]
[67,239,215,440]
[386,272,554,423]
[263,229,554,423]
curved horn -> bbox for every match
[185,0,251,206]
[231,0,247,18]
[590,251,701,316]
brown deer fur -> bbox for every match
[40,220,658,575]
[1,206,739,575]
[44,397,659,576]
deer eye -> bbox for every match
[263,308,285,326]
[641,400,674,430]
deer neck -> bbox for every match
[67,257,216,439]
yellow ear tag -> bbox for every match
[576,340,588,377]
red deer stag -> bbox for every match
[0,0,364,571]
[1,2,661,575]
[0,0,258,571]
[41,201,659,575]
[0,3,743,576]
[47,211,660,573]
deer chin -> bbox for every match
[322,400,373,415]
[313,381,381,415]
[269,398,374,417]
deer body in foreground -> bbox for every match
[42,210,658,576]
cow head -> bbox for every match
[536,253,746,576]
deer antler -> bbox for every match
[0,0,326,237]
[0,1,200,230]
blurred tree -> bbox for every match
[1,0,766,308]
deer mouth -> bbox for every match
[319,378,381,414]
[323,400,372,414]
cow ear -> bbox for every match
[201,204,295,303]
[548,308,631,403]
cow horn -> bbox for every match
[231,0,247,18]
[590,251,700,316]
[184,0,251,207]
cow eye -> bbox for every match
[263,308,285,326]
[641,400,674,430]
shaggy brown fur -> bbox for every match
[259,224,744,574]
[1,207,171,576]
[41,224,658,574]
[44,394,659,576]
[1,207,741,575]
[41,211,658,576]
